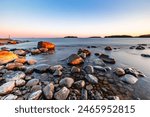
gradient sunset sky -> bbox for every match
[0,0,150,38]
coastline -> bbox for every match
[0,39,150,100]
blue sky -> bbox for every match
[0,0,150,37]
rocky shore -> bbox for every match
[0,41,148,100]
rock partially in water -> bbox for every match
[28,90,42,100]
[54,87,70,100]
[93,59,106,66]
[67,54,84,65]
[43,83,54,99]
[136,45,145,50]
[71,66,81,73]
[94,66,107,72]
[50,65,63,71]
[37,41,55,50]
[79,53,86,59]
[31,49,41,55]
[125,68,145,77]
[115,68,125,76]
[105,46,112,51]
[39,48,49,53]
[78,48,91,56]
[14,49,26,56]
[0,51,18,65]
[121,74,138,84]
[0,81,15,95]
[34,64,50,73]
[14,58,27,64]
[3,71,26,81]
[59,77,74,88]
[85,74,98,84]
[6,62,23,70]
[27,59,37,65]
[84,65,94,74]
[141,54,150,58]
[26,79,40,87]
[99,54,116,64]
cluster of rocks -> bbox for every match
[0,44,146,100]
[129,44,149,50]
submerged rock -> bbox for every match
[93,59,106,66]
[121,74,138,84]
[85,74,98,84]
[0,81,15,95]
[115,68,125,76]
[54,87,70,100]
[0,51,18,65]
[67,54,84,65]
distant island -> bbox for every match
[64,36,78,38]
[105,35,133,38]
[89,36,102,38]
[138,34,150,38]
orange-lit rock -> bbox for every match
[67,54,84,65]
[78,48,91,56]
[14,58,27,64]
[0,51,18,65]
[6,62,23,70]
[8,40,18,44]
[37,41,55,50]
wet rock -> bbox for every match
[78,48,91,56]
[129,46,136,49]
[28,90,42,100]
[85,74,98,84]
[14,58,27,64]
[43,83,54,99]
[94,91,103,100]
[15,79,26,87]
[39,48,49,53]
[121,74,138,84]
[67,54,84,65]
[84,65,94,74]
[79,53,86,59]
[14,49,26,56]
[34,64,49,73]
[59,77,74,88]
[31,49,41,55]
[0,81,15,95]
[53,69,62,76]
[71,66,81,73]
[26,79,40,87]
[25,67,34,74]
[93,59,106,66]
[3,71,25,81]
[141,54,150,58]
[105,46,112,51]
[115,68,125,76]
[94,66,107,72]
[50,65,63,71]
[0,65,5,70]
[1,94,18,100]
[81,89,88,100]
[0,51,18,65]
[31,85,42,92]
[74,80,85,88]
[101,57,116,64]
[6,62,23,70]
[54,87,70,100]
[37,41,55,50]
[136,45,145,50]
[125,68,145,77]
[27,59,37,65]
[86,84,93,90]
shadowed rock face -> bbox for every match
[0,51,18,65]
[37,41,55,50]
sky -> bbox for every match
[0,0,150,38]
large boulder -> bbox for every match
[37,41,55,50]
[0,51,18,65]
[67,54,84,65]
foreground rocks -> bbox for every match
[0,51,18,65]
